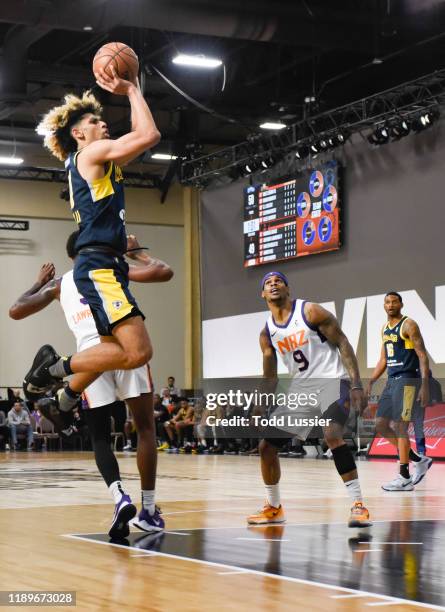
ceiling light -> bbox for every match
[390,119,410,140]
[367,125,390,146]
[151,153,178,160]
[412,110,439,132]
[260,122,286,130]
[0,156,24,165]
[172,54,222,68]
[83,25,93,32]
[295,145,310,159]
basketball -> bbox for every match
[92,42,139,81]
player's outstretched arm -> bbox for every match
[87,67,160,166]
[9,263,61,320]
[403,318,430,406]
[125,234,173,283]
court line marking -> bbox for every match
[236,537,291,542]
[62,533,445,611]
[366,602,401,607]
[217,570,251,575]
[360,542,424,545]
[354,549,384,553]
[331,594,369,599]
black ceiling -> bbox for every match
[1,0,445,186]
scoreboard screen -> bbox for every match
[243,161,341,267]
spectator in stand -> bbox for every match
[29,404,42,429]
[154,393,171,451]
[0,411,10,450]
[161,388,172,409]
[8,400,33,450]
[164,398,193,449]
[161,376,179,399]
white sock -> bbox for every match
[265,484,281,508]
[142,489,156,515]
[345,478,363,503]
[109,481,125,504]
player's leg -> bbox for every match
[82,373,137,539]
[247,438,286,525]
[117,367,164,532]
[322,401,371,528]
[23,253,152,396]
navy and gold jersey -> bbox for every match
[65,152,127,254]
[382,315,419,378]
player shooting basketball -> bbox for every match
[24,62,161,414]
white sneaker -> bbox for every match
[382,475,414,491]
[123,443,133,451]
[412,456,433,485]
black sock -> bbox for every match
[65,385,79,399]
[400,463,410,479]
[409,448,421,463]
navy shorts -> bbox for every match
[376,375,420,422]
[73,250,144,337]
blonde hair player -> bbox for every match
[247,271,372,528]
[23,65,161,419]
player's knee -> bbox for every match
[123,347,151,369]
[259,439,277,459]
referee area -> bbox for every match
[1,2,445,611]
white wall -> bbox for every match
[0,218,184,390]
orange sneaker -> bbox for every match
[247,503,286,525]
[348,501,372,528]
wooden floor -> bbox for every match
[0,451,444,611]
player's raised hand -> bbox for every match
[95,66,136,96]
[37,263,55,286]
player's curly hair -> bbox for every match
[37,91,103,161]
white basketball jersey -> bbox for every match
[60,270,99,351]
[266,299,347,379]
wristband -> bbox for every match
[350,385,363,391]
[126,247,149,253]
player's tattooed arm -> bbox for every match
[9,263,61,320]
[403,318,430,406]
[305,302,365,410]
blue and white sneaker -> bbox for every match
[108,495,137,539]
[133,506,165,533]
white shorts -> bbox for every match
[82,365,153,409]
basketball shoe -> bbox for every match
[382,475,414,491]
[23,345,61,399]
[348,501,372,528]
[412,456,433,485]
[133,506,165,533]
[247,503,285,525]
[108,494,137,539]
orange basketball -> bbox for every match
[92,42,139,81]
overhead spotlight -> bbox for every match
[260,122,286,130]
[310,142,319,154]
[389,119,410,141]
[295,145,310,160]
[328,131,350,148]
[172,54,222,68]
[412,109,439,133]
[241,159,261,176]
[367,124,390,146]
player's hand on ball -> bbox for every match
[37,262,55,286]
[95,66,134,96]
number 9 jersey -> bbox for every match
[265,299,347,379]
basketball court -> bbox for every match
[1,452,444,610]
[1,2,445,611]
